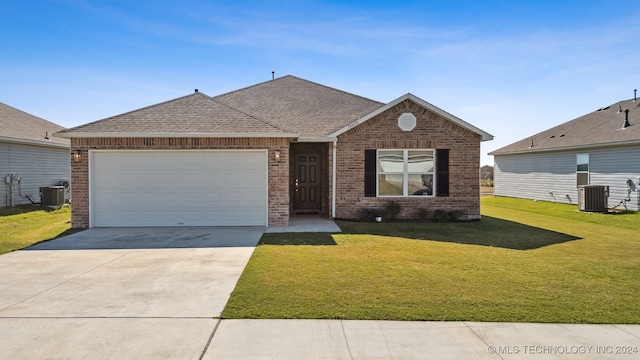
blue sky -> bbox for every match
[2,0,639,165]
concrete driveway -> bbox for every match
[0,227,263,360]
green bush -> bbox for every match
[432,209,464,223]
[417,207,431,221]
[480,180,494,187]
[358,207,384,221]
[385,200,402,220]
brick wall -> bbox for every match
[70,137,290,228]
[335,99,482,220]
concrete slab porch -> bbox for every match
[265,215,341,233]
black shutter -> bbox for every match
[436,149,449,197]
[364,149,377,197]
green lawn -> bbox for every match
[223,197,640,323]
[0,205,76,255]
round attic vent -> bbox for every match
[398,113,416,131]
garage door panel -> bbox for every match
[180,155,203,167]
[238,176,267,188]
[155,174,186,189]
[181,175,207,188]
[231,191,264,203]
[180,192,206,203]
[90,151,267,227]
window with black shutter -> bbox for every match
[364,149,377,197]
[364,149,438,197]
[436,149,449,197]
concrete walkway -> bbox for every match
[206,320,640,359]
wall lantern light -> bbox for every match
[72,150,82,162]
[274,150,281,163]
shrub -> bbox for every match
[385,200,402,220]
[432,209,464,223]
[358,207,384,221]
[417,207,431,221]
[480,180,494,187]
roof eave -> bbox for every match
[329,93,493,141]
[0,135,70,149]
[54,131,300,139]
[490,139,640,156]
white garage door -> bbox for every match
[90,150,268,227]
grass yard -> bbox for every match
[0,205,76,255]
[223,197,640,323]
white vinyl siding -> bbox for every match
[589,147,640,211]
[494,145,640,211]
[494,152,576,203]
[90,150,268,227]
[1,141,70,207]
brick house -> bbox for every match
[55,76,492,228]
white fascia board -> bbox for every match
[490,140,640,156]
[0,135,70,149]
[329,93,494,142]
[54,131,300,139]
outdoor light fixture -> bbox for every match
[274,150,281,163]
[72,150,82,162]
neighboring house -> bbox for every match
[1,102,70,207]
[490,96,640,211]
[480,165,493,181]
[55,75,493,228]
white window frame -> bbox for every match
[377,149,435,197]
[576,153,589,187]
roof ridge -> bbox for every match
[214,75,384,106]
[60,92,208,133]
[0,101,67,130]
[489,97,639,155]
[529,97,635,135]
[284,75,385,106]
[212,75,293,98]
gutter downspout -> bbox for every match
[332,140,337,219]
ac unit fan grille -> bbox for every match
[578,185,609,212]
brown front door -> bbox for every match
[294,153,321,213]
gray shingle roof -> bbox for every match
[56,75,384,139]
[0,102,69,147]
[490,98,640,155]
[214,75,384,138]
[56,92,295,137]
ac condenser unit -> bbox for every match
[40,186,65,207]
[578,185,609,212]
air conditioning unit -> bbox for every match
[578,185,609,212]
[40,186,65,207]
